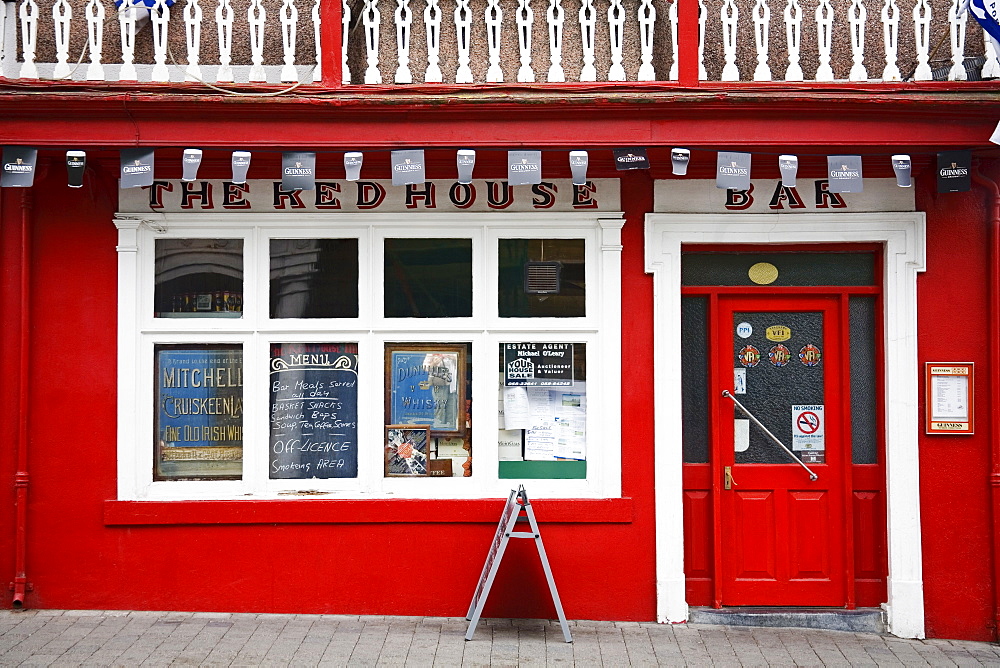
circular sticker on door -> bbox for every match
[799,343,822,367]
[738,345,761,367]
[736,322,753,338]
[769,344,791,367]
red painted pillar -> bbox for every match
[677,0,700,86]
[320,0,344,88]
[10,190,32,609]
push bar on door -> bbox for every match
[722,390,819,481]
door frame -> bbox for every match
[644,212,927,638]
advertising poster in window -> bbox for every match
[503,343,574,386]
[270,343,359,478]
[500,342,586,462]
[155,346,243,479]
[386,344,466,436]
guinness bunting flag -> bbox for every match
[1,147,38,188]
[613,147,649,171]
[181,149,202,182]
[391,149,426,186]
[827,155,863,193]
[344,152,363,181]
[231,151,251,184]
[892,155,912,188]
[937,150,971,193]
[670,148,690,175]
[282,151,316,191]
[456,149,476,184]
[508,150,542,186]
[120,148,155,189]
[716,151,751,190]
[66,151,86,188]
[569,151,589,185]
[779,155,798,188]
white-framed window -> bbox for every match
[115,212,623,501]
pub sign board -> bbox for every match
[118,179,621,213]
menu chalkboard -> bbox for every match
[270,343,358,479]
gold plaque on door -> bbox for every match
[766,325,791,341]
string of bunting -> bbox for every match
[4,126,999,193]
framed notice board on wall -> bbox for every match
[925,363,974,435]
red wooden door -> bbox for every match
[715,295,846,606]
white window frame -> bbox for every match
[116,212,624,501]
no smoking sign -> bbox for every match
[792,404,825,451]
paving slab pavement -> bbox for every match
[3,610,1000,666]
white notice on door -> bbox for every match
[791,404,825,452]
[734,368,746,394]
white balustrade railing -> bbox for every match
[0,0,997,84]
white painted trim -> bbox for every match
[644,211,926,639]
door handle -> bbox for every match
[724,466,737,490]
[722,390,819,481]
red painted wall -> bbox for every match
[3,154,998,640]
[916,169,996,641]
[0,188,21,605]
[0,160,659,622]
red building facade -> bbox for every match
[2,0,1000,641]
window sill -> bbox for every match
[103,497,634,526]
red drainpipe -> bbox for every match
[10,190,32,609]
[973,161,1000,641]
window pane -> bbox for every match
[850,296,879,464]
[682,296,709,463]
[384,239,472,318]
[384,343,471,477]
[155,345,243,480]
[155,239,243,317]
[270,343,359,478]
[270,239,359,318]
[499,342,587,479]
[498,239,585,317]
[682,252,876,287]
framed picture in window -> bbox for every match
[385,425,431,477]
[385,344,466,436]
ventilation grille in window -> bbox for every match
[524,261,562,294]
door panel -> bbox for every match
[717,295,846,606]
